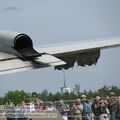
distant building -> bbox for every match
[61,86,71,94]
[73,84,80,94]
[60,70,71,94]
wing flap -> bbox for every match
[0,59,35,75]
[0,54,66,75]
[33,54,66,66]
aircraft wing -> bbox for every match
[37,37,120,70]
[0,31,120,75]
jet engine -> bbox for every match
[0,31,40,59]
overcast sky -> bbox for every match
[0,0,120,96]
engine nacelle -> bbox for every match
[0,31,40,59]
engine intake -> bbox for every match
[0,31,40,59]
[14,34,33,52]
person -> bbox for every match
[108,92,118,120]
[117,95,120,119]
[98,99,110,120]
[5,99,16,120]
[72,98,83,120]
[82,99,91,120]
[29,102,35,113]
[81,95,91,120]
[45,102,56,111]
[33,98,43,112]
[81,95,87,100]
[17,101,29,120]
[57,99,70,120]
[91,97,101,120]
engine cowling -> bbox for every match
[0,31,40,59]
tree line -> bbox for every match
[0,85,120,105]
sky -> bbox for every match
[0,0,120,96]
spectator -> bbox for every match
[57,99,70,120]
[91,97,100,120]
[117,95,120,119]
[5,99,16,120]
[98,99,109,120]
[46,102,56,111]
[72,98,83,120]
[18,101,29,120]
[29,102,35,113]
[108,92,118,120]
[33,98,43,112]
[82,99,91,120]
[118,95,120,111]
[81,95,87,100]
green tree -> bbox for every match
[5,90,25,104]
[41,90,48,101]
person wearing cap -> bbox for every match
[81,95,91,120]
[81,95,87,103]
[81,95,86,97]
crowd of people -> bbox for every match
[56,93,120,120]
[1,92,120,120]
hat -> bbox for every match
[81,95,87,98]
[109,92,115,95]
[109,92,115,96]
[96,96,101,100]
